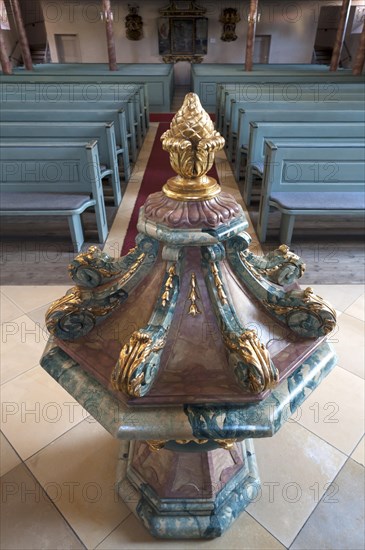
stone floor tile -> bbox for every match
[0,314,48,384]
[351,436,365,467]
[26,304,51,335]
[309,285,364,314]
[0,432,21,477]
[329,312,364,379]
[1,365,86,460]
[290,458,365,550]
[345,293,365,322]
[0,463,85,550]
[248,422,346,548]
[296,366,365,456]
[96,511,285,550]
[0,291,23,323]
[26,419,129,549]
[1,285,70,313]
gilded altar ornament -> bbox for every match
[188,273,201,316]
[224,330,279,393]
[125,5,143,41]
[161,93,225,201]
[111,330,166,397]
[220,8,241,42]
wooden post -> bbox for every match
[352,19,365,75]
[329,0,351,71]
[10,0,33,70]
[245,0,258,72]
[102,0,117,71]
[0,31,13,74]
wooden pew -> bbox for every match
[0,81,149,140]
[216,81,365,134]
[0,121,126,206]
[0,107,133,169]
[234,107,365,182]
[256,140,365,244]
[191,63,365,110]
[244,121,365,205]
[1,97,139,161]
[225,90,365,157]
[0,140,108,251]
[0,62,171,113]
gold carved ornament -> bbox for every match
[161,93,225,201]
[46,252,147,336]
[264,287,336,335]
[161,264,176,307]
[239,244,305,282]
[224,330,279,394]
[188,272,202,316]
[70,245,145,280]
[111,331,166,397]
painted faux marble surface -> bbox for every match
[41,339,336,442]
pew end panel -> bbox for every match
[257,140,365,245]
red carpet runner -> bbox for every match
[121,122,219,255]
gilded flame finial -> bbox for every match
[161,93,225,201]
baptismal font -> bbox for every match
[42,94,337,539]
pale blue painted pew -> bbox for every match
[0,140,108,251]
[2,87,145,150]
[0,107,133,166]
[191,63,365,110]
[225,91,365,157]
[1,97,139,161]
[0,62,171,112]
[234,107,365,182]
[244,121,365,205]
[0,121,125,206]
[256,140,365,245]
[216,81,365,134]
[0,81,148,139]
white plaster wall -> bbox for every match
[40,0,365,80]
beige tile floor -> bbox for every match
[1,122,364,550]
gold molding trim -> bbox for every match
[161,264,176,307]
[211,263,228,305]
[146,438,238,452]
[187,272,202,316]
